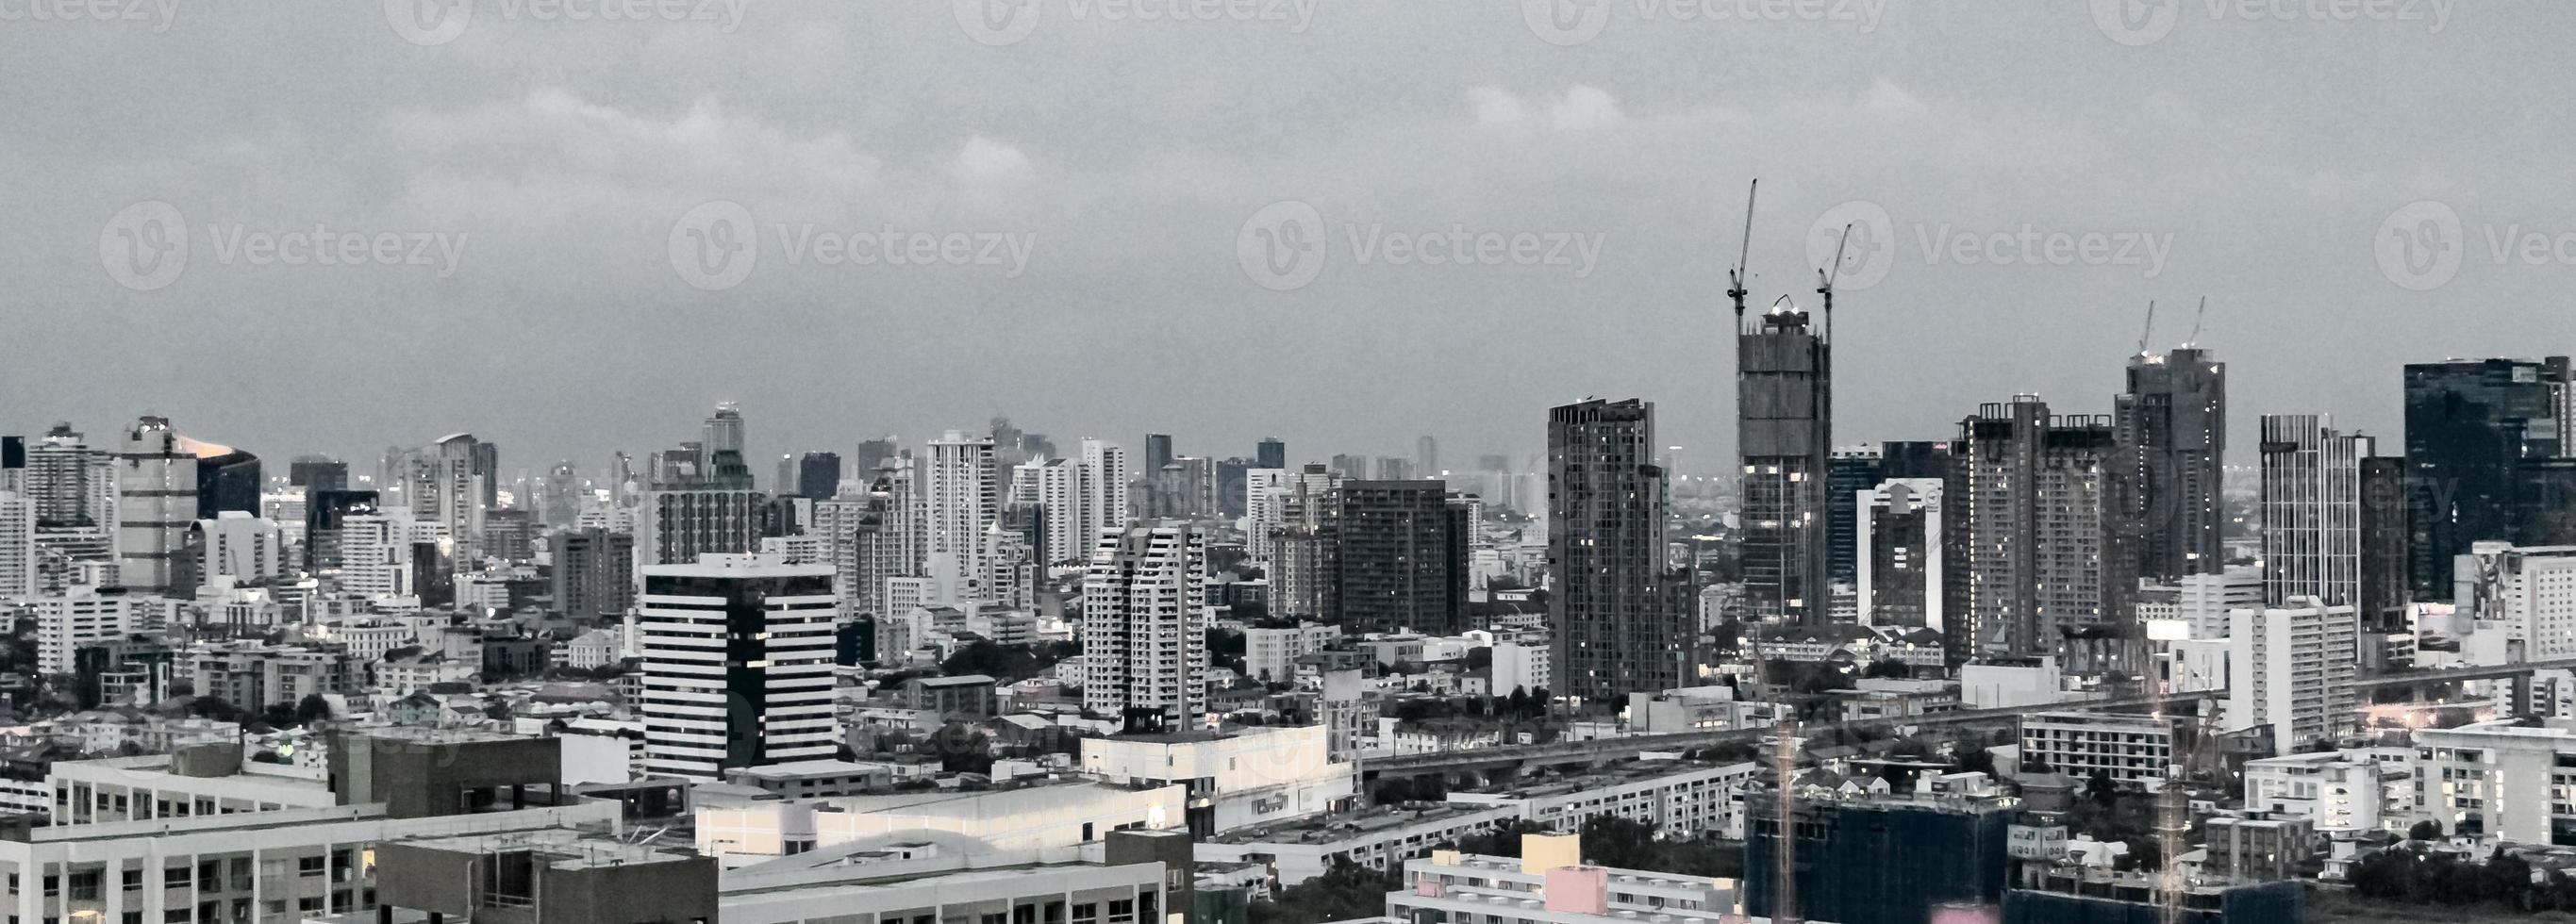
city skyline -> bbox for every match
[8,5,2566,470]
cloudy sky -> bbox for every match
[3,0,2563,478]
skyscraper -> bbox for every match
[551,527,636,619]
[26,423,114,528]
[1952,396,2122,664]
[2259,414,2370,609]
[0,491,33,600]
[291,455,350,569]
[795,452,842,501]
[1548,398,1687,701]
[114,416,197,598]
[1328,480,1470,635]
[703,402,745,465]
[924,430,999,593]
[2113,346,2228,583]
[1255,437,1287,470]
[1737,301,1832,624]
[2404,356,2576,599]
[1009,456,1082,569]
[1824,444,1884,587]
[638,553,838,780]
[1078,437,1130,554]
[1083,523,1209,732]
[1855,478,1943,631]
[405,434,494,559]
[1414,435,1439,476]
[1143,433,1174,477]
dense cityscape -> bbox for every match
[8,4,2570,924]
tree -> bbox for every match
[1250,859,1402,924]
[2408,819,2442,842]
[293,694,333,726]
[1952,743,1999,778]
[2086,768,2119,806]
[187,696,241,723]
[1862,658,1910,679]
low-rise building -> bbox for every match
[1079,725,1355,836]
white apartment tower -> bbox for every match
[2228,596,2359,754]
[0,492,33,600]
[1078,438,1130,556]
[638,554,839,780]
[925,431,999,594]
[2456,543,2576,659]
[1083,523,1210,731]
[2259,414,2369,609]
[1010,455,1084,569]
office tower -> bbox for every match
[638,553,838,780]
[1148,456,1213,519]
[2114,346,2228,583]
[405,434,494,559]
[854,437,897,484]
[1744,795,2013,924]
[289,455,348,569]
[2259,414,2370,609]
[551,528,636,619]
[1269,467,1339,620]
[2228,597,2359,754]
[1009,456,1082,568]
[1078,438,1129,553]
[1214,457,1252,520]
[2359,455,2410,631]
[340,504,445,599]
[636,487,760,568]
[924,430,999,593]
[1255,437,1287,471]
[0,437,17,495]
[1855,478,1942,631]
[795,452,841,501]
[114,416,197,598]
[1372,456,1414,482]
[304,489,377,572]
[773,454,796,498]
[1144,433,1174,478]
[1331,481,1469,635]
[188,512,285,587]
[0,492,32,600]
[1547,398,1688,701]
[1415,435,1439,476]
[1737,301,1833,624]
[192,443,259,520]
[1825,445,1885,586]
[703,402,745,464]
[1246,465,1335,569]
[2406,356,2576,598]
[1952,395,2122,663]
[1082,523,1209,732]
[481,508,537,561]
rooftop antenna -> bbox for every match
[2136,300,2158,356]
[1728,179,1758,320]
[1818,222,1852,343]
[2185,296,2207,348]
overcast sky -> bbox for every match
[4,1,2565,478]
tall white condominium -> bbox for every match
[27,422,117,529]
[1245,465,1336,569]
[925,431,999,592]
[407,433,494,559]
[113,415,197,598]
[1083,523,1209,731]
[0,492,33,600]
[2259,414,2369,609]
[1078,437,1130,553]
[1010,456,1083,569]
[638,553,839,780]
[191,511,286,587]
[2228,596,2359,754]
[33,588,146,672]
[340,505,449,599]
[2455,542,2576,659]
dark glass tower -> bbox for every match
[2404,356,2576,599]
[2114,346,2228,582]
[1549,398,1688,701]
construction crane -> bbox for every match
[1728,179,1758,320]
[1818,223,1852,343]
[2185,296,2208,348]
[2136,300,2158,356]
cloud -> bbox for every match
[1469,84,1627,132]
[949,136,1038,197]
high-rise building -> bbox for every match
[1952,396,2122,664]
[2359,454,2411,632]
[2259,414,2370,609]
[636,487,760,568]
[191,445,260,520]
[2114,346,2228,583]
[1548,398,1687,702]
[304,489,377,572]
[1824,444,1885,588]
[795,452,842,501]
[1855,478,1942,631]
[1329,481,1469,635]
[2405,356,2576,599]
[2228,597,2359,754]
[552,528,636,619]
[0,491,33,600]
[1009,456,1082,568]
[1737,302,1832,624]
[26,423,115,529]
[1255,437,1287,471]
[924,430,999,593]
[1083,523,1209,732]
[703,403,745,465]
[2454,542,2576,660]
[1078,438,1129,554]
[638,553,838,780]
[1213,457,1253,520]
[114,416,197,598]
[1415,435,1439,476]
[1143,434,1174,479]
[405,434,495,559]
